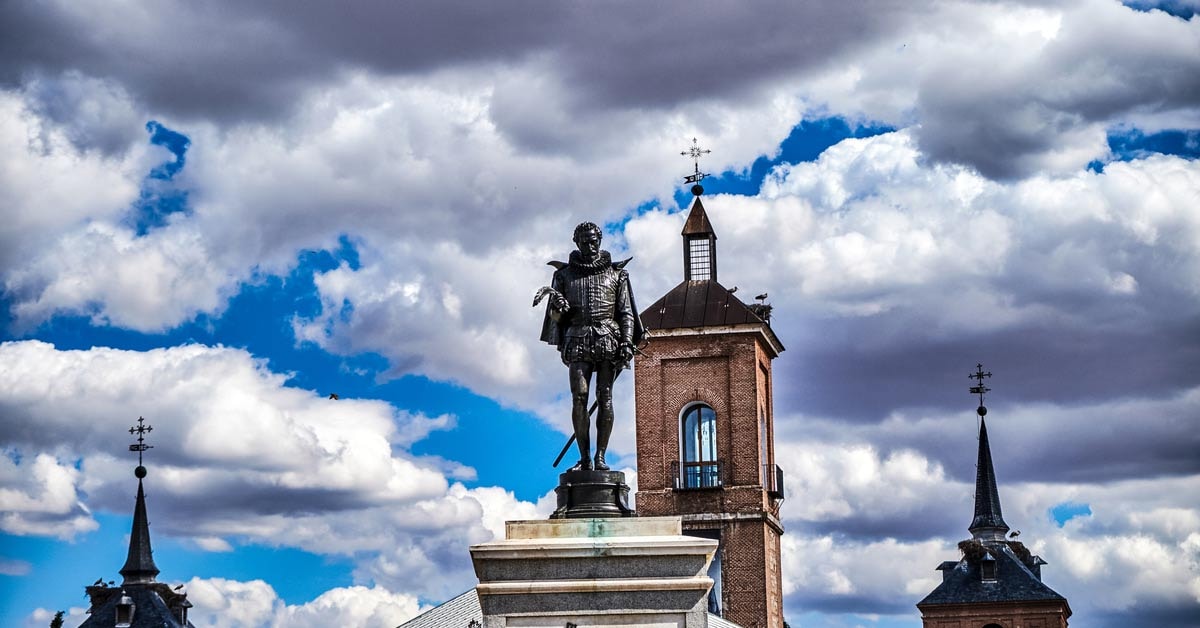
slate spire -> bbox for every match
[966,365,1009,541]
[121,416,159,584]
[969,416,1010,541]
[119,475,160,584]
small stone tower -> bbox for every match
[917,367,1071,628]
[634,182,786,628]
[81,418,195,628]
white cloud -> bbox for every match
[0,87,145,271]
[0,453,96,539]
[184,578,426,628]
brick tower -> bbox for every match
[634,184,786,628]
[917,366,1071,628]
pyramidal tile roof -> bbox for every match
[397,590,743,628]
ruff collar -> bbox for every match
[569,249,612,272]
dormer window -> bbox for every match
[175,598,192,624]
[980,553,997,582]
[115,591,135,627]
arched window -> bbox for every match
[681,404,719,488]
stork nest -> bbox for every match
[958,539,987,561]
[958,538,1038,569]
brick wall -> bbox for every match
[919,601,1071,628]
[634,327,784,628]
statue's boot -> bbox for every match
[594,404,613,472]
[571,395,592,472]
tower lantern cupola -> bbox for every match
[682,193,717,282]
[678,138,718,282]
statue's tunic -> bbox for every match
[540,250,643,368]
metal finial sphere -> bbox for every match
[135,465,147,478]
[977,405,987,417]
[691,184,704,196]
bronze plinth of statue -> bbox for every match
[536,221,643,518]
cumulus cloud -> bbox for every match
[0,340,545,599]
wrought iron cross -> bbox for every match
[680,137,711,185]
[128,416,154,466]
[969,364,992,415]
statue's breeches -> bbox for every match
[561,320,621,366]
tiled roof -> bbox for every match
[397,590,742,628]
[398,590,481,628]
[640,280,784,355]
[641,281,762,330]
[918,543,1068,608]
[79,584,193,628]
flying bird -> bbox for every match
[328,393,339,400]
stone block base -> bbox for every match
[470,517,717,628]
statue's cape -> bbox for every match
[539,256,645,357]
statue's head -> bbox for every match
[573,222,602,258]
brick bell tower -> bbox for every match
[634,162,786,627]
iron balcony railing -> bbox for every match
[674,460,724,490]
[764,463,785,500]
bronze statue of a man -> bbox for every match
[538,222,643,472]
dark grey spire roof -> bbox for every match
[119,479,160,585]
[918,542,1069,611]
[969,417,1009,540]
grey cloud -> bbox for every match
[0,1,917,123]
[4,1,1198,181]
[912,2,1200,178]
[775,308,1200,421]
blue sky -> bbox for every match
[1,2,1199,627]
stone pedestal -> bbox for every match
[470,517,717,628]
[552,469,634,519]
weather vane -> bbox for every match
[680,137,711,189]
[969,363,992,417]
[128,416,154,473]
